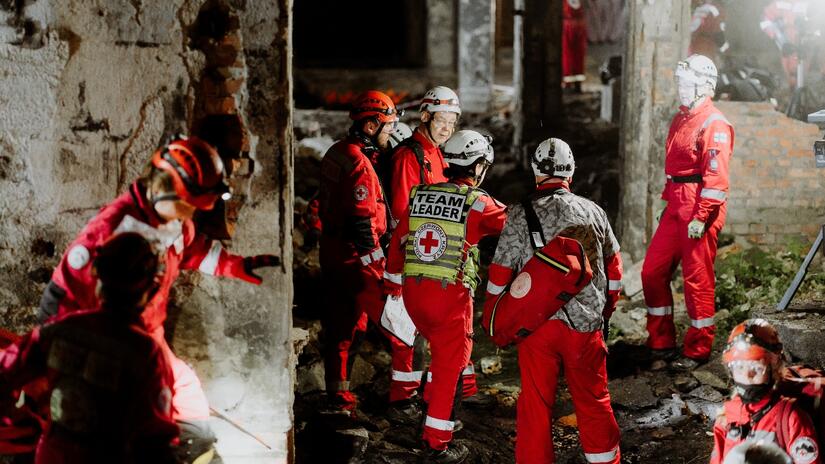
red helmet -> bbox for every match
[349,90,401,123]
[94,232,161,305]
[723,319,783,365]
[150,136,230,210]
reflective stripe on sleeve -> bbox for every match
[462,364,474,376]
[198,241,223,275]
[700,188,726,201]
[360,248,385,266]
[487,281,506,295]
[383,271,403,285]
[608,280,622,291]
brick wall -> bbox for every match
[718,101,825,245]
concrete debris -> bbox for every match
[635,394,687,429]
[620,253,644,298]
[480,355,503,375]
[335,427,369,461]
[685,398,722,421]
[608,304,648,342]
[673,375,700,393]
[297,135,334,161]
[350,355,376,389]
[757,308,825,368]
[296,361,325,395]
[687,385,725,403]
[692,370,728,390]
[608,376,658,409]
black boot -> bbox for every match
[420,442,469,464]
[387,399,423,426]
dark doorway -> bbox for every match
[294,0,428,69]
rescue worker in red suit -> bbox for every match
[1,233,179,464]
[711,319,821,464]
[318,91,418,414]
[760,0,815,91]
[689,1,730,65]
[38,136,279,462]
[562,0,587,90]
[642,54,734,370]
[388,86,482,408]
[385,130,505,463]
[487,138,623,464]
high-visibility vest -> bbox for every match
[403,183,484,290]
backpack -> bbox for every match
[776,365,825,451]
[480,199,593,347]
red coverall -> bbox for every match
[689,2,729,64]
[319,134,416,408]
[711,394,821,464]
[0,310,178,464]
[562,0,587,85]
[385,179,506,450]
[486,181,623,464]
[42,181,261,421]
[389,128,479,397]
[642,98,734,361]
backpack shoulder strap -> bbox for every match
[774,398,793,450]
[400,138,430,184]
[520,198,546,250]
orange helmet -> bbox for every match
[150,136,230,211]
[349,90,401,124]
[723,319,783,366]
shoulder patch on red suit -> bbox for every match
[67,245,91,270]
[354,184,368,202]
[790,436,818,464]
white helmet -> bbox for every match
[722,441,792,464]
[531,138,575,178]
[443,130,494,167]
[388,122,413,149]
[420,86,461,115]
[675,54,718,104]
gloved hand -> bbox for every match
[240,255,280,284]
[655,200,668,222]
[687,219,706,239]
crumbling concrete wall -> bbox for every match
[722,101,825,245]
[619,0,691,261]
[0,0,294,461]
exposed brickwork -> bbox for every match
[719,101,825,245]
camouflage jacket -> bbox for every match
[490,182,622,333]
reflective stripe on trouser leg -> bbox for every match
[641,213,681,350]
[585,446,621,463]
[682,219,721,360]
[563,326,621,464]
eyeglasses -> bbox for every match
[431,116,457,129]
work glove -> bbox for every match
[655,200,668,223]
[687,219,706,239]
[239,255,280,284]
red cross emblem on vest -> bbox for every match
[413,222,448,262]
